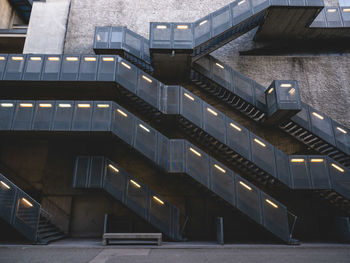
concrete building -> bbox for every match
[0,0,350,245]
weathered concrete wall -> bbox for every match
[23,0,71,54]
[0,0,14,28]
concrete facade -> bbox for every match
[0,0,15,29]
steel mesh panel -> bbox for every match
[60,56,80,81]
[73,156,90,188]
[290,103,310,129]
[253,0,269,13]
[203,104,226,143]
[185,144,209,187]
[233,70,254,104]
[95,27,110,49]
[180,90,202,128]
[196,56,211,72]
[12,101,35,130]
[210,160,235,205]
[194,15,211,46]
[212,5,232,36]
[173,24,193,49]
[111,105,134,146]
[274,149,291,186]
[23,55,44,80]
[235,176,261,224]
[72,102,93,131]
[0,100,15,130]
[326,7,343,27]
[342,8,350,27]
[261,192,290,242]
[125,177,148,218]
[117,59,138,93]
[311,9,326,27]
[138,73,160,108]
[226,120,251,160]
[97,56,117,81]
[143,40,151,63]
[42,55,61,81]
[4,55,25,80]
[309,107,335,145]
[79,56,98,81]
[89,157,105,188]
[289,156,310,189]
[276,82,299,107]
[151,23,172,49]
[164,86,179,114]
[134,122,158,162]
[110,27,123,49]
[308,156,330,189]
[104,162,126,202]
[232,0,253,24]
[157,134,169,170]
[32,101,55,130]
[169,140,185,173]
[212,59,232,89]
[125,30,142,57]
[150,194,172,236]
[328,160,350,200]
[333,122,350,155]
[52,101,74,131]
[254,84,267,110]
[289,0,306,6]
[91,102,111,131]
[266,88,277,116]
[0,55,8,80]
[0,175,16,222]
[251,136,276,177]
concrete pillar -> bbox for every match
[0,0,15,29]
[23,0,71,54]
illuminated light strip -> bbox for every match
[1,103,13,107]
[184,93,195,101]
[97,34,101,41]
[0,56,5,61]
[332,163,344,173]
[207,107,218,116]
[310,158,324,163]
[343,8,350,12]
[280,83,292,88]
[268,88,274,94]
[84,57,97,62]
[48,57,60,61]
[22,198,33,207]
[12,57,24,61]
[139,124,150,133]
[142,75,153,83]
[215,63,224,69]
[108,164,119,173]
[102,57,115,62]
[289,88,296,95]
[199,20,208,26]
[117,109,128,117]
[97,104,110,108]
[39,103,52,108]
[0,181,10,189]
[230,123,242,132]
[238,0,246,5]
[214,164,226,173]
[156,25,167,29]
[30,57,42,61]
[153,196,165,205]
[239,181,252,191]
[189,147,202,157]
[58,103,71,108]
[327,8,337,13]
[66,57,79,61]
[337,127,347,134]
[121,61,131,69]
[177,25,188,29]
[312,112,324,120]
[254,138,266,147]
[291,158,304,163]
[266,199,278,208]
[19,103,33,108]
[130,179,141,188]
[77,104,91,108]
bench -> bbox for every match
[102,233,162,246]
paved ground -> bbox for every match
[0,239,350,263]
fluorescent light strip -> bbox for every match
[280,83,292,88]
[268,88,274,94]
[215,63,224,69]
[266,199,278,208]
[214,164,226,173]
[39,103,52,108]
[312,112,324,120]
[58,103,71,108]
[153,196,164,205]
[331,163,344,173]
[19,103,33,108]
[97,104,109,108]
[254,138,266,147]
[130,179,141,188]
[30,57,42,61]
[121,61,131,69]
[77,104,91,108]
[177,25,188,29]
[12,57,24,61]
[48,57,60,61]
[108,164,119,173]
[184,93,195,101]
[189,147,201,157]
[97,34,101,41]
[156,25,167,29]
[343,8,350,12]
[139,124,150,133]
[207,107,218,116]
[22,198,33,207]
[102,57,115,62]
[1,103,13,107]
[310,158,324,163]
[289,88,296,95]
[239,181,251,191]
[337,127,347,134]
[199,20,208,26]
[66,57,78,61]
[84,57,96,62]
[0,56,5,61]
[291,158,304,163]
[0,181,10,189]
[230,123,242,132]
[142,75,153,83]
[238,0,246,5]
[327,8,337,13]
[117,109,128,117]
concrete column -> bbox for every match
[0,0,15,29]
[23,0,71,54]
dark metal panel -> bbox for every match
[52,101,74,131]
[73,156,90,188]
[109,27,123,49]
[289,156,311,189]
[94,27,111,49]
[97,55,117,81]
[60,55,80,81]
[226,119,251,160]
[290,102,311,130]
[193,15,211,46]
[0,54,8,80]
[137,72,160,109]
[341,7,350,27]
[23,55,44,80]
[253,0,270,13]
[185,143,210,187]
[325,7,343,27]
[308,156,331,189]
[310,9,327,27]
[332,121,350,155]
[231,0,254,25]
[211,57,231,89]
[211,5,233,36]
[72,101,93,131]
[289,0,306,6]
[179,89,202,128]
[124,28,142,58]
[125,176,148,219]
[32,101,55,131]
[149,192,172,237]
[251,135,276,177]
[0,100,16,130]
[12,101,35,130]
[116,58,138,93]
[309,106,335,145]
[157,134,170,171]
[274,148,291,186]
[328,159,350,200]
[42,55,62,81]
[232,70,255,105]
[89,156,105,188]
[3,55,26,80]
[0,174,16,223]
[91,101,112,131]
[134,121,158,162]
[78,55,98,81]
[150,22,172,49]
[111,104,134,146]
[173,23,193,49]
[203,103,226,143]
[169,139,185,173]
[104,160,126,203]
[164,86,180,114]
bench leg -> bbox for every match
[102,238,108,246]
[157,238,162,246]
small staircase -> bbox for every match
[37,214,65,244]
